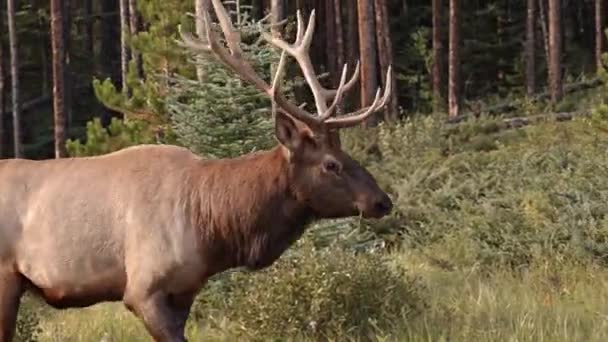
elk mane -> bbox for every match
[185,146,314,271]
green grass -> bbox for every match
[29,250,608,342]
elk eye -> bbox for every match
[323,160,341,174]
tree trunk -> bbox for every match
[596,0,605,72]
[37,14,50,97]
[325,0,338,85]
[270,0,284,117]
[63,0,73,130]
[120,0,130,95]
[345,0,359,112]
[0,14,4,158]
[84,0,94,56]
[100,0,121,126]
[51,0,67,158]
[357,0,379,126]
[374,0,398,120]
[448,0,460,118]
[526,0,536,96]
[334,0,345,74]
[548,0,563,103]
[538,0,550,70]
[129,0,144,80]
[195,0,208,82]
[432,0,443,112]
[7,0,21,157]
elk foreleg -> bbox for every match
[123,291,194,342]
[0,271,24,342]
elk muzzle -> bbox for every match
[360,193,393,218]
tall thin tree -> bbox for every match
[0,12,4,158]
[448,0,460,118]
[596,0,605,72]
[129,0,144,79]
[325,0,338,84]
[432,0,443,112]
[120,0,130,95]
[51,0,67,158]
[7,0,21,157]
[526,0,536,96]
[270,0,284,117]
[195,0,207,82]
[548,0,562,103]
[538,0,550,71]
[374,0,397,120]
[345,0,359,112]
[357,0,379,125]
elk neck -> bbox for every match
[187,144,316,274]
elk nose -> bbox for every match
[373,194,393,216]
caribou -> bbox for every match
[0,1,393,341]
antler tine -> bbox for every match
[261,10,332,117]
[270,51,288,97]
[326,66,393,128]
[179,0,324,128]
[318,63,350,121]
[323,61,361,99]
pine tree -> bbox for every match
[7,0,21,157]
[51,0,67,158]
[448,0,460,118]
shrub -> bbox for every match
[191,239,427,340]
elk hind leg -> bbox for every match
[0,271,24,342]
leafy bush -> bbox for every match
[191,239,427,340]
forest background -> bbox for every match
[3,0,608,341]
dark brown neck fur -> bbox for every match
[188,145,315,275]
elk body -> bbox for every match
[0,1,393,341]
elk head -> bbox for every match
[179,0,393,219]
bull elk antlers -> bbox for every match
[178,0,392,129]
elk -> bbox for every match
[0,1,393,341]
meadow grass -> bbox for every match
[31,250,608,342]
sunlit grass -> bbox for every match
[30,249,608,342]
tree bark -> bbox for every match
[100,0,121,126]
[0,14,4,158]
[374,0,398,120]
[334,0,345,76]
[357,0,379,126]
[120,0,130,95]
[538,0,550,72]
[63,0,73,130]
[596,0,605,72]
[84,0,94,55]
[432,0,443,112]
[548,0,563,103]
[195,0,208,82]
[448,0,460,118]
[325,0,338,85]
[129,0,144,80]
[270,0,284,117]
[7,0,21,157]
[345,0,359,112]
[526,0,536,96]
[51,0,67,158]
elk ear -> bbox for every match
[274,110,313,151]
